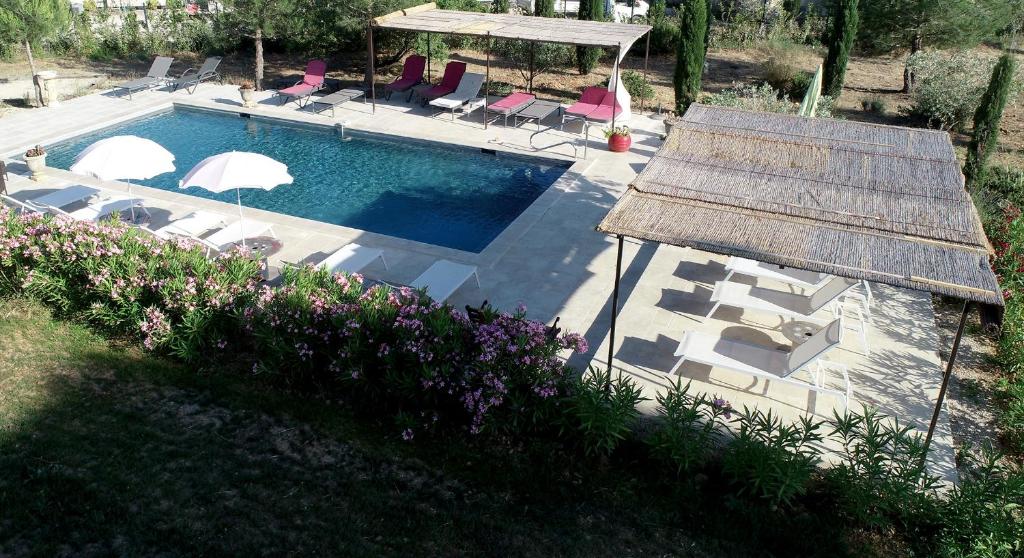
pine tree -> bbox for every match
[0,0,69,106]
[576,0,604,75]
[534,0,554,17]
[822,0,858,98]
[674,0,707,114]
[964,53,1017,188]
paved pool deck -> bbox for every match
[0,83,957,480]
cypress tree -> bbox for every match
[534,0,554,17]
[674,0,707,114]
[702,0,711,57]
[964,53,1017,188]
[576,0,604,75]
[822,0,858,98]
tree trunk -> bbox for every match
[903,32,921,94]
[254,27,265,92]
[24,39,44,107]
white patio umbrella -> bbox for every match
[178,151,293,248]
[70,135,175,222]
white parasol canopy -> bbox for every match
[178,151,293,248]
[70,135,175,222]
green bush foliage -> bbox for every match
[822,0,857,98]
[906,50,1024,131]
[575,0,604,75]
[564,369,644,457]
[646,379,728,475]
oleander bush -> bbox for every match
[2,208,1024,556]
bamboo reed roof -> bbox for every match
[597,105,1002,305]
[373,3,651,48]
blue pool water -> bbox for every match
[46,108,568,252]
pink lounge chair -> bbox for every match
[562,86,607,122]
[585,90,623,123]
[486,92,536,126]
[419,61,466,104]
[277,60,328,107]
[385,55,426,101]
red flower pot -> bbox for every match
[608,133,631,153]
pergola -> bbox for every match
[597,104,1003,456]
[369,3,652,129]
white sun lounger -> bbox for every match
[410,260,480,302]
[669,317,852,406]
[429,73,485,120]
[724,256,874,309]
[313,243,388,274]
[707,276,869,354]
[155,211,230,238]
[1,194,39,214]
[26,184,101,211]
[61,196,149,222]
[203,219,276,251]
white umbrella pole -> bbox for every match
[128,180,137,223]
[236,187,246,248]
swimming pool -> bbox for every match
[45,108,569,252]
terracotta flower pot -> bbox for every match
[608,133,632,153]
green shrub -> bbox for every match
[563,368,645,457]
[703,82,796,114]
[826,408,941,530]
[906,50,1023,131]
[621,70,655,104]
[861,95,887,114]
[646,379,728,475]
[936,448,1024,557]
[721,407,822,508]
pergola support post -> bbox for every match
[641,31,651,114]
[922,300,971,459]
[611,43,621,131]
[484,32,491,129]
[427,32,432,83]
[607,234,625,374]
[368,21,376,113]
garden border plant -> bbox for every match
[1,208,1022,555]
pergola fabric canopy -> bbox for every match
[597,104,1002,305]
[373,4,652,48]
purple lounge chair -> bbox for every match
[585,90,623,122]
[419,61,467,105]
[562,86,607,122]
[277,60,328,107]
[486,92,535,126]
[385,55,426,101]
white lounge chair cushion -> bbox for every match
[429,73,485,108]
[205,220,273,250]
[410,260,478,302]
[67,196,141,222]
[29,184,100,209]
[711,276,859,320]
[726,256,828,288]
[157,211,229,237]
[318,243,384,274]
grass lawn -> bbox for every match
[1,297,753,557]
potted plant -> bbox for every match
[604,125,632,153]
[238,80,256,108]
[24,145,46,181]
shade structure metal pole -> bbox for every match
[427,33,432,83]
[641,31,651,114]
[529,41,535,94]
[922,300,971,461]
[236,187,246,249]
[611,43,621,131]
[484,32,491,129]
[607,234,625,375]
[368,20,376,114]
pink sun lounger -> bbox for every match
[585,90,623,122]
[277,60,328,107]
[486,92,536,126]
[562,86,607,121]
[385,55,426,101]
[419,61,466,104]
